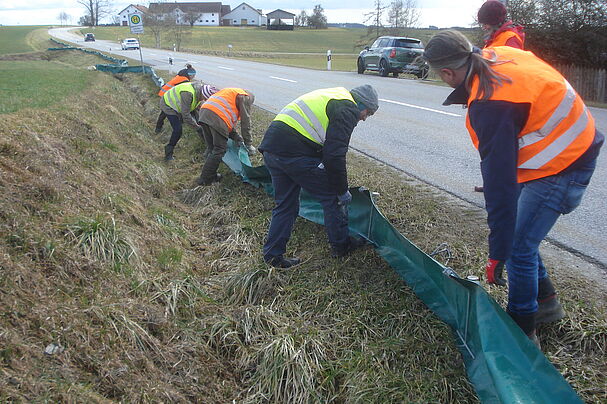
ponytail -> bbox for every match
[466,50,512,100]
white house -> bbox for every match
[147,2,228,26]
[117,4,149,26]
[222,2,266,26]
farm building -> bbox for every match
[222,2,267,26]
[266,9,295,30]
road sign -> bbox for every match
[128,12,144,34]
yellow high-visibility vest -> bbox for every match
[274,87,355,145]
[163,82,198,113]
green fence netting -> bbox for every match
[48,38,164,88]
[222,140,583,404]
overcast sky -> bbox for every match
[0,0,485,28]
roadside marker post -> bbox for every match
[327,50,332,70]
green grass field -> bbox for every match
[0,26,54,54]
[79,26,479,72]
[0,60,94,113]
[81,26,464,54]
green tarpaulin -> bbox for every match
[48,38,164,88]
[222,141,582,404]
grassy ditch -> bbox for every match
[0,46,605,402]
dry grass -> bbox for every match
[0,46,604,403]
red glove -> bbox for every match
[485,259,506,286]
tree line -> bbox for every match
[508,0,607,69]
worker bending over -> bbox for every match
[259,85,379,268]
[161,82,218,161]
[155,63,196,134]
[196,88,256,185]
[423,30,603,346]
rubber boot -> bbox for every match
[508,310,540,349]
[164,144,175,161]
[537,277,565,324]
[197,153,223,185]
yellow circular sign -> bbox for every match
[130,14,141,24]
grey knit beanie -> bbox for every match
[350,85,379,113]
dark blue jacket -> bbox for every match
[445,82,604,260]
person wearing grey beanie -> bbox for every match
[350,84,379,114]
[258,85,379,268]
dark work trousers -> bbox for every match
[262,151,348,261]
[166,114,183,147]
[155,110,167,132]
[199,123,228,181]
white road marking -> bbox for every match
[269,76,297,83]
[218,66,235,70]
[379,98,462,117]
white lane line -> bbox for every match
[379,98,462,117]
[218,65,235,70]
[269,76,297,83]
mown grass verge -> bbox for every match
[0,45,605,403]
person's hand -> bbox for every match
[485,258,506,286]
[337,190,352,216]
[245,144,257,155]
[338,190,352,205]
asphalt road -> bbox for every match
[50,28,607,267]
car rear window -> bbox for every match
[393,39,423,49]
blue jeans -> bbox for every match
[507,157,598,316]
[263,152,348,260]
[166,114,184,147]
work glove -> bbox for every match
[245,144,257,155]
[485,258,506,286]
[337,190,352,216]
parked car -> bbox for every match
[84,33,95,42]
[357,36,429,79]
[121,38,140,50]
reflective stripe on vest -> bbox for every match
[200,88,247,131]
[158,75,189,96]
[163,82,197,113]
[273,87,355,145]
[465,47,595,183]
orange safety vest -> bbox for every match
[158,75,189,96]
[465,47,595,183]
[487,29,524,48]
[200,88,248,131]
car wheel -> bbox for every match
[417,65,429,80]
[357,58,365,74]
[379,59,389,77]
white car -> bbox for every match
[121,38,140,50]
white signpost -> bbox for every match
[128,12,145,73]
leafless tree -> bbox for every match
[384,0,420,36]
[77,0,113,26]
[144,12,170,48]
[169,22,192,51]
[182,10,202,27]
[295,10,308,27]
[58,11,71,26]
[364,0,387,38]
[307,4,327,29]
